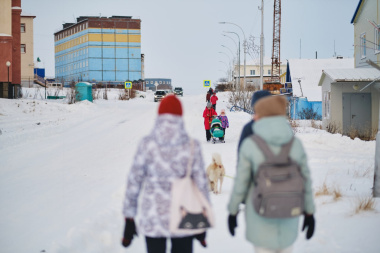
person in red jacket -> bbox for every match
[210,93,218,111]
[203,102,217,141]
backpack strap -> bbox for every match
[276,137,295,163]
[185,139,194,178]
[251,135,294,163]
[251,135,276,161]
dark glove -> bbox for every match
[195,232,207,247]
[228,214,237,236]
[121,218,138,247]
[302,214,315,240]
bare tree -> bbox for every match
[228,84,258,111]
[246,35,260,63]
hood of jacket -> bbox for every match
[151,114,189,146]
[252,116,293,146]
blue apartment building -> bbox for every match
[54,16,142,85]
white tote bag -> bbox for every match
[169,140,214,234]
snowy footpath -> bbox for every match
[0,90,379,253]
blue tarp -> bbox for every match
[287,96,322,120]
[285,61,291,83]
[34,68,45,78]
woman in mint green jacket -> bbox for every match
[227,96,315,253]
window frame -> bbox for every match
[360,32,366,59]
[21,23,26,33]
[323,91,330,119]
[375,25,380,54]
[21,44,26,53]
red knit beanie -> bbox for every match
[158,95,183,116]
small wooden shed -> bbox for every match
[318,68,380,137]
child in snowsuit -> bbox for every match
[203,102,217,141]
[217,109,229,141]
[227,96,315,253]
[210,93,218,111]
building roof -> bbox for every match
[351,0,364,24]
[288,58,354,101]
[245,57,284,66]
[21,14,36,18]
[318,68,380,85]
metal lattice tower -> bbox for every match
[271,0,281,83]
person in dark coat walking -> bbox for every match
[206,92,211,102]
[203,102,217,141]
[237,90,271,151]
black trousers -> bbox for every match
[212,104,216,111]
[205,129,211,141]
[145,236,193,253]
[220,128,225,141]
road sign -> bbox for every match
[203,80,211,87]
[125,82,132,89]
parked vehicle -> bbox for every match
[48,83,63,88]
[174,87,183,96]
[154,90,167,102]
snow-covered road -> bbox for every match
[0,91,379,253]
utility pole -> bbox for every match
[365,60,380,197]
[259,0,264,90]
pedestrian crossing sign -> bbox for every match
[204,80,211,87]
[125,82,132,89]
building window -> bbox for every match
[250,70,255,75]
[375,26,380,54]
[323,91,330,119]
[21,23,25,33]
[21,44,26,53]
[360,33,366,59]
[268,69,271,75]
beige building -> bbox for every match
[234,58,286,87]
[318,0,380,138]
[20,14,36,87]
[0,0,12,36]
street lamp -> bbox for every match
[219,22,247,89]
[221,45,235,59]
[6,60,11,83]
[224,31,240,89]
[219,61,231,82]
[222,34,238,52]
[218,51,232,64]
[6,61,11,98]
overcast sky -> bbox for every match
[23,0,359,94]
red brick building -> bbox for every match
[0,0,22,98]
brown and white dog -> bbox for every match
[206,153,225,194]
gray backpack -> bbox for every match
[251,135,305,218]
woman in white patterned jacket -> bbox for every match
[122,95,210,253]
